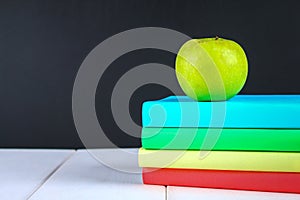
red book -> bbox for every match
[143,168,300,194]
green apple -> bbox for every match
[175,37,248,101]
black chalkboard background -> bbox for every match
[1,0,299,148]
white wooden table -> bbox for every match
[0,149,299,200]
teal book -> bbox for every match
[142,95,300,128]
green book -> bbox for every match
[142,128,300,151]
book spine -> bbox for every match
[138,148,300,172]
[143,168,300,194]
[141,128,300,151]
[142,102,300,128]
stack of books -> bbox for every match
[138,95,300,193]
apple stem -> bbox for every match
[215,36,219,40]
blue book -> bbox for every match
[142,95,300,128]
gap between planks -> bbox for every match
[26,150,76,200]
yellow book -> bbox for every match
[138,148,300,172]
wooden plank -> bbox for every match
[167,186,300,200]
[30,149,165,200]
[0,149,74,200]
